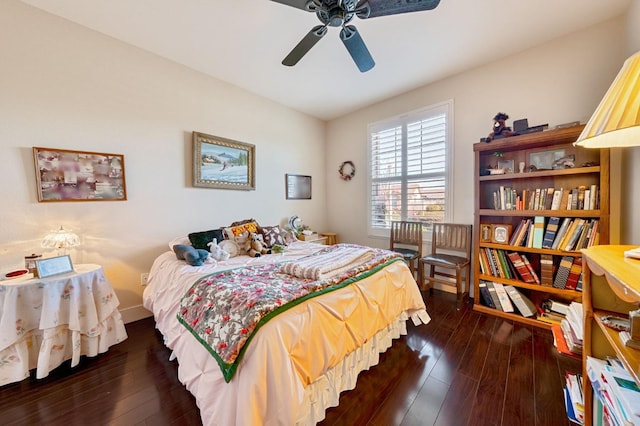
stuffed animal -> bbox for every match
[484,112,514,142]
[207,238,230,262]
[248,232,271,257]
[173,244,215,267]
[234,230,252,256]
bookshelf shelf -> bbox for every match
[473,125,610,329]
[582,245,640,426]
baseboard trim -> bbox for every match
[120,304,153,324]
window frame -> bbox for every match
[366,100,454,239]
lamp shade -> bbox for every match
[574,50,640,148]
[41,226,80,250]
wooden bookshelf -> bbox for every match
[581,245,640,426]
[472,125,610,328]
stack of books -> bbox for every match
[551,302,583,359]
[478,281,537,317]
[564,372,584,424]
[586,356,640,426]
[537,299,568,325]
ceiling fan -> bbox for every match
[271,0,441,72]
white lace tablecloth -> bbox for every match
[0,264,128,386]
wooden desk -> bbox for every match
[581,245,640,425]
[0,264,128,386]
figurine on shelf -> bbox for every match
[482,112,514,142]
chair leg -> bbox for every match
[428,265,435,295]
[455,267,462,310]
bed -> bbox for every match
[143,239,430,425]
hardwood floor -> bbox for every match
[0,290,581,425]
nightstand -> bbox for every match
[0,264,128,386]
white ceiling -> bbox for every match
[21,0,630,121]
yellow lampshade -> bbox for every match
[574,50,640,148]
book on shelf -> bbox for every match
[492,282,514,313]
[561,319,583,354]
[577,185,586,210]
[531,216,545,249]
[564,257,583,291]
[552,323,581,359]
[485,281,503,311]
[543,299,570,316]
[520,254,540,284]
[542,216,561,249]
[551,188,564,210]
[552,218,573,250]
[563,218,586,251]
[553,256,575,289]
[504,285,536,317]
[506,252,536,283]
[540,253,555,287]
[478,281,496,309]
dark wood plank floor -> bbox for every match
[0,290,581,425]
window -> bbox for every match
[368,101,453,237]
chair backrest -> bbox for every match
[390,221,423,252]
[430,223,472,259]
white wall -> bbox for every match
[326,17,628,250]
[621,0,640,244]
[0,0,327,322]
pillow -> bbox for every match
[224,221,259,239]
[258,225,284,248]
[229,218,259,227]
[173,244,210,266]
[168,236,191,251]
[188,229,225,250]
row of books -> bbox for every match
[491,185,599,211]
[509,216,600,252]
[478,280,537,317]
[478,248,583,290]
[586,356,640,426]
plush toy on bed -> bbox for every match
[173,244,215,267]
[248,232,271,257]
[207,238,230,262]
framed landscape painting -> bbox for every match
[33,147,127,202]
[193,132,255,190]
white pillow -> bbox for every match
[168,236,191,251]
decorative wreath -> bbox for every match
[339,161,355,181]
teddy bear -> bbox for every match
[207,238,230,262]
[173,244,216,267]
[248,232,271,257]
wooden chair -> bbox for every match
[389,221,423,278]
[419,223,472,309]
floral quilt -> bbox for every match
[177,244,401,382]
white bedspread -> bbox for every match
[143,241,429,425]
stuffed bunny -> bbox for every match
[207,238,230,262]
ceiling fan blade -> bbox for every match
[270,0,319,12]
[356,0,440,19]
[340,25,375,72]
[282,25,328,67]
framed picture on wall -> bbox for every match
[33,147,127,202]
[285,174,312,199]
[193,131,255,190]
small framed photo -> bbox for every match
[529,149,565,170]
[480,224,493,242]
[193,131,255,190]
[35,255,74,278]
[491,224,512,244]
[497,159,515,174]
[285,174,312,199]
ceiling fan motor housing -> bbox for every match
[316,0,357,27]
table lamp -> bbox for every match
[41,226,80,256]
[574,50,640,148]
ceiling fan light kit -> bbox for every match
[272,0,441,72]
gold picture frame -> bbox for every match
[33,147,127,202]
[193,131,255,190]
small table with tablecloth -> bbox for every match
[0,264,127,386]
